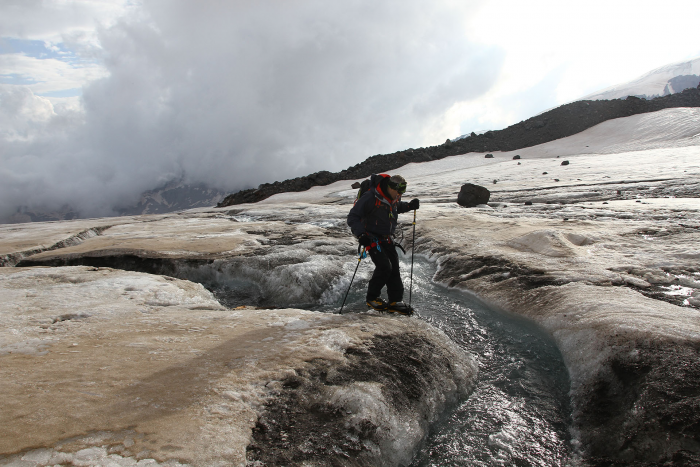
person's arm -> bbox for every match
[397,198,419,214]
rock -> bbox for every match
[485,154,494,159]
[513,155,521,160]
[561,160,570,166]
[351,182,361,189]
[493,180,498,184]
[543,172,548,175]
[525,201,533,206]
[517,162,521,165]
[457,184,491,208]
[470,132,477,137]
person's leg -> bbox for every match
[384,244,404,303]
[366,247,392,300]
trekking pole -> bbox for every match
[339,251,363,314]
[409,209,416,307]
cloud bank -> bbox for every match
[1,0,502,220]
[5,0,700,222]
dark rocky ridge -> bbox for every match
[218,87,700,207]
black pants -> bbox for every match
[366,243,403,303]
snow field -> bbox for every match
[255,107,700,207]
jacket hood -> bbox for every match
[370,174,394,206]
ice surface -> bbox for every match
[2,106,700,464]
[0,445,189,467]
[0,266,475,466]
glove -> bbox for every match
[358,234,372,247]
[408,198,420,210]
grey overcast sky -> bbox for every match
[1,0,700,219]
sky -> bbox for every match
[1,0,700,220]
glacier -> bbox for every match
[1,107,700,465]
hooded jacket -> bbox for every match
[347,173,410,238]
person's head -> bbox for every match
[385,174,407,200]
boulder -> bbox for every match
[561,160,570,166]
[513,155,521,160]
[457,184,491,208]
[485,154,494,159]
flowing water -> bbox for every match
[202,253,574,466]
[318,254,573,466]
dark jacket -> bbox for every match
[347,174,410,238]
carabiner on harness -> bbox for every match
[357,237,381,259]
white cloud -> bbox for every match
[0,53,109,95]
[0,0,138,43]
[0,85,54,141]
[453,0,700,131]
[2,0,700,222]
[0,0,502,220]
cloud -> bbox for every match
[0,52,109,95]
[0,0,503,220]
[464,0,700,112]
[0,0,136,43]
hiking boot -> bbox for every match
[387,301,413,316]
[366,297,388,311]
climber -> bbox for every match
[346,174,419,315]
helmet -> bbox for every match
[388,175,407,194]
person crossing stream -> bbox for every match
[346,173,420,315]
[333,254,573,466]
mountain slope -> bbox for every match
[218,86,700,207]
[583,56,700,100]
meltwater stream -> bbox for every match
[321,254,573,467]
[202,253,573,466]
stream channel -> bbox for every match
[206,253,574,466]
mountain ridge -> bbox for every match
[218,85,700,207]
